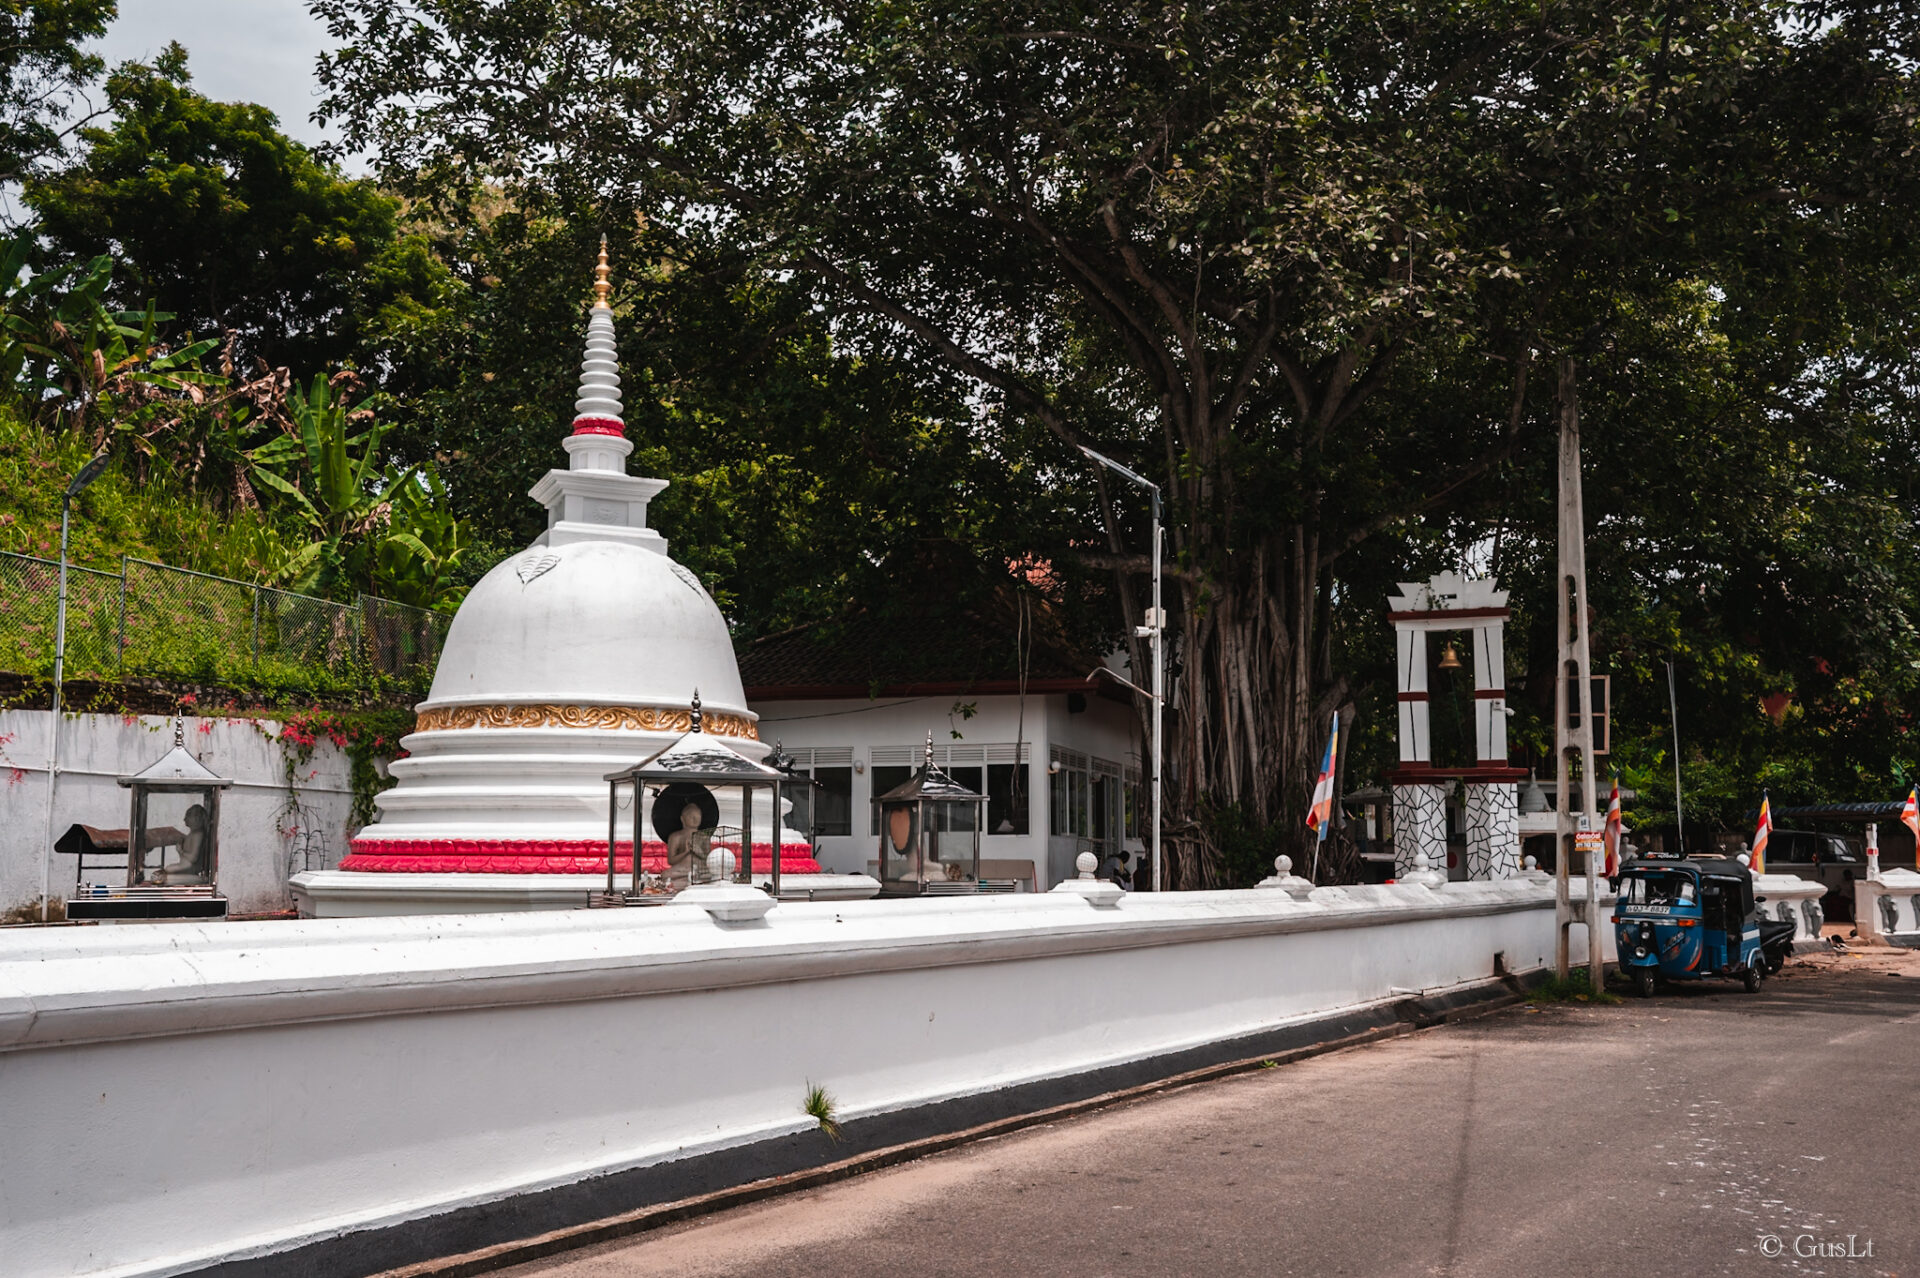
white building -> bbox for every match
[741,606,1145,890]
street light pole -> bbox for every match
[1077,445,1164,893]
[40,453,110,923]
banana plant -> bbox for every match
[247,373,416,595]
[370,468,473,609]
[0,239,121,406]
[0,233,224,439]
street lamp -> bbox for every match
[1076,444,1164,893]
[40,452,111,922]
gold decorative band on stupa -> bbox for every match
[416,702,760,740]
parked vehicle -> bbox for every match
[1764,828,1861,921]
[1612,855,1793,996]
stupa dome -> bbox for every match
[423,540,749,723]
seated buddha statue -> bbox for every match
[664,802,712,889]
[152,804,211,886]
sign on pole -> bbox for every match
[1574,828,1604,868]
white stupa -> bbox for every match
[293,243,871,916]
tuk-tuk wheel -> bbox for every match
[1743,966,1763,994]
[1635,969,1657,998]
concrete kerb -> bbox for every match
[221,976,1535,1278]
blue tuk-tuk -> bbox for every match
[1613,855,1791,997]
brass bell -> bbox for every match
[1437,641,1463,672]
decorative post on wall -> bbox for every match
[1386,572,1524,882]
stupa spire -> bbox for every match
[592,234,613,309]
[532,239,666,546]
[571,235,625,440]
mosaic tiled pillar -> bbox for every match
[1392,782,1449,880]
[1462,781,1520,880]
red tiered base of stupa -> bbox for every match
[339,838,822,875]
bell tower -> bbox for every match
[1386,572,1526,880]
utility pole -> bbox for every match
[1666,660,1686,852]
[1554,358,1601,982]
[1078,445,1164,891]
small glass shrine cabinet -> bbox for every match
[600,692,791,902]
[873,734,987,897]
[65,719,232,920]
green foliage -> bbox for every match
[1527,969,1620,1006]
[370,468,474,608]
[0,227,478,609]
[24,42,451,375]
[801,1082,841,1141]
[0,400,289,577]
[1203,800,1288,891]
[0,406,445,697]
[249,374,409,591]
[243,374,476,606]
[0,232,222,442]
[372,212,1091,642]
[0,0,115,186]
[275,706,413,827]
[317,0,1920,875]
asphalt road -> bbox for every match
[499,952,1920,1278]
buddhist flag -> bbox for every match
[1306,717,1339,844]
[1752,792,1772,874]
[1603,777,1623,876]
[1903,786,1920,845]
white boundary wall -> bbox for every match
[0,879,1603,1278]
[1857,867,1920,943]
[0,711,354,916]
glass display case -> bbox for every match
[599,692,792,903]
[873,734,987,896]
[64,719,231,920]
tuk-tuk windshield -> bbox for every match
[1621,874,1696,907]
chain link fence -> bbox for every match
[0,551,449,693]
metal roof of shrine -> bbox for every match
[872,736,987,804]
[118,721,232,789]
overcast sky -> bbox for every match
[96,0,340,150]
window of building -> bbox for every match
[809,766,853,836]
[866,744,1029,835]
[869,764,911,835]
[987,762,1029,835]
[1050,749,1091,837]
[771,748,854,838]
[1092,772,1118,844]
[942,765,982,832]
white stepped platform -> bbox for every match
[290,869,880,917]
